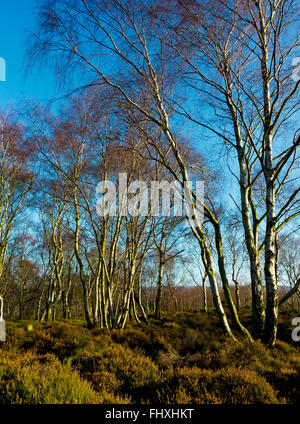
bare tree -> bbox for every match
[0,113,34,295]
[28,0,299,346]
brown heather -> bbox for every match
[0,309,299,404]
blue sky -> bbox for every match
[0,0,239,215]
[0,0,57,109]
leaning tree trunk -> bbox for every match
[135,269,148,323]
[193,224,235,340]
[172,151,235,339]
[279,278,300,306]
[214,222,252,340]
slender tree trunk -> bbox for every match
[100,266,108,328]
[37,279,46,321]
[233,279,240,312]
[263,139,278,346]
[107,286,115,327]
[214,223,252,339]
[73,186,93,329]
[196,228,235,339]
[225,79,265,339]
[239,155,265,338]
[100,221,108,328]
[136,269,148,323]
[169,286,178,312]
[118,265,137,329]
[128,293,134,322]
[155,254,164,320]
[258,4,278,346]
[131,291,141,324]
[93,275,100,325]
[202,274,207,312]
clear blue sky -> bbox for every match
[0,0,57,109]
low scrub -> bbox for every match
[0,310,299,404]
[158,366,278,404]
[72,343,161,402]
[0,350,128,404]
